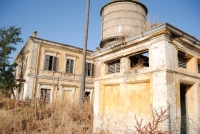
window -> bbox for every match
[84,89,93,102]
[130,51,149,68]
[44,55,57,71]
[86,62,94,76]
[108,60,120,74]
[178,51,187,69]
[66,59,74,74]
[84,92,91,102]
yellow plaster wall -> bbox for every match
[187,57,197,73]
[103,85,122,113]
[37,44,86,75]
[186,84,198,121]
[101,82,151,117]
[128,82,151,117]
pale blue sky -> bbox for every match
[0,0,200,63]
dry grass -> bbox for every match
[0,99,96,134]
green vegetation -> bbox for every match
[0,26,23,99]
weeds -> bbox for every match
[0,99,94,134]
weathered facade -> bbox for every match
[92,0,200,133]
[13,0,200,133]
[14,33,94,104]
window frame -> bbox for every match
[84,89,93,102]
[42,50,57,71]
[107,59,120,74]
[65,56,76,74]
[86,60,94,76]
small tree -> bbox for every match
[0,26,23,99]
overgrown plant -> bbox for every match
[134,105,174,134]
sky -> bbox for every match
[0,0,200,63]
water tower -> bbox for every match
[100,0,148,48]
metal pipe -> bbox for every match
[79,0,90,109]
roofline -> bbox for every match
[30,36,94,52]
[92,23,200,57]
[100,0,148,16]
[14,37,94,63]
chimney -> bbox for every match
[33,31,37,37]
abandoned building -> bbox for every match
[92,0,200,133]
[14,0,200,133]
[14,32,94,104]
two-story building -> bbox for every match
[14,32,94,104]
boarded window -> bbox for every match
[178,51,187,69]
[66,59,74,74]
[130,51,149,68]
[108,60,120,74]
[43,55,57,71]
[86,62,94,76]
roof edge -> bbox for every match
[100,0,148,16]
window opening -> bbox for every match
[86,62,94,76]
[130,51,149,68]
[66,59,74,74]
[44,55,57,71]
[108,60,120,74]
[178,51,187,69]
[84,91,90,102]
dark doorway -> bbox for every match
[180,84,187,134]
[41,88,51,104]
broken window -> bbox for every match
[130,51,149,68]
[44,55,57,71]
[86,62,94,76]
[178,51,187,69]
[84,91,91,102]
[66,59,74,74]
[108,60,120,74]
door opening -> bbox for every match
[180,84,187,134]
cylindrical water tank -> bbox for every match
[100,0,148,48]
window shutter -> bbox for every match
[116,62,120,73]
[92,64,94,76]
[53,57,57,71]
[70,60,74,73]
[178,51,186,69]
[66,59,70,73]
[44,55,50,70]
[108,64,115,74]
[85,62,88,76]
